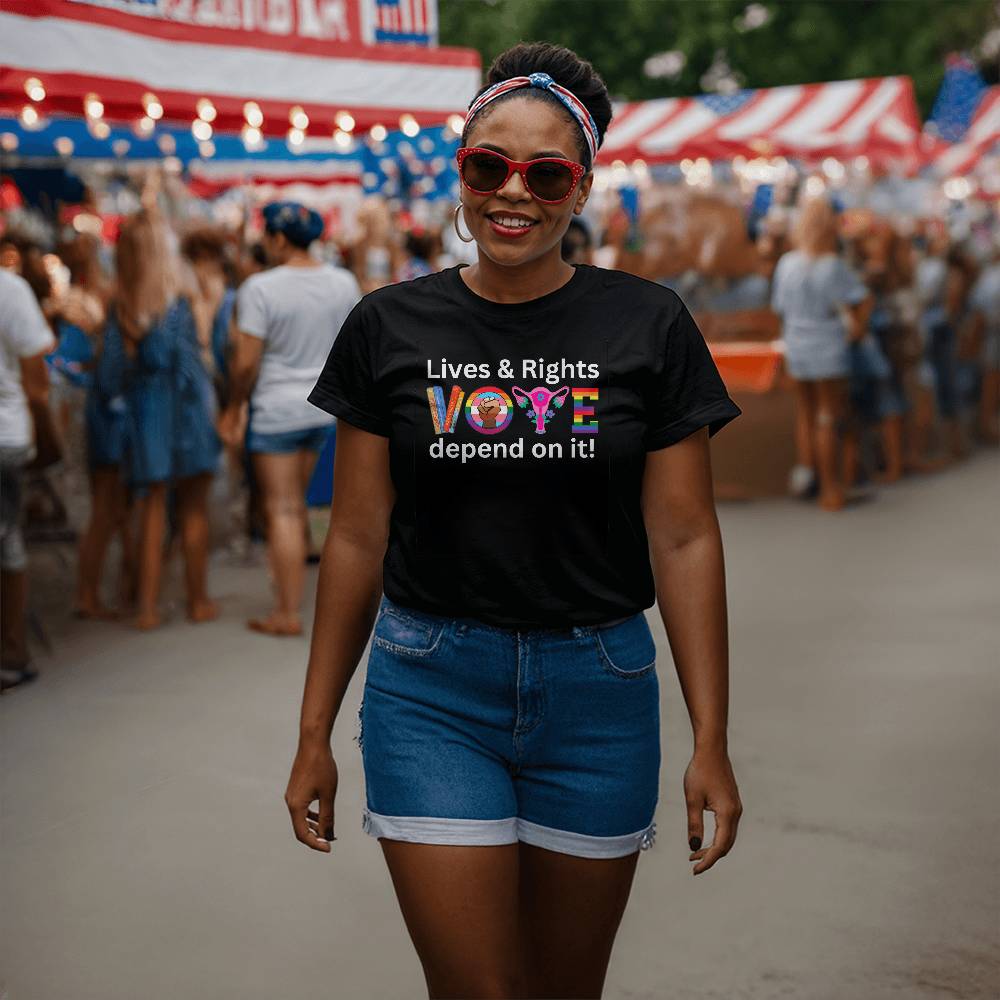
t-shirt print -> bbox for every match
[414,350,610,560]
[308,264,741,629]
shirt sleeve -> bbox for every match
[235,277,268,340]
[307,298,389,437]
[2,275,55,357]
[644,302,742,452]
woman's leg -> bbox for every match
[814,378,849,511]
[135,482,168,629]
[518,843,641,999]
[379,840,523,999]
[251,451,307,633]
[297,447,322,561]
[979,366,1000,444]
[176,472,217,622]
[792,379,816,471]
[75,466,124,618]
[875,414,905,483]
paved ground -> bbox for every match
[2,451,998,1000]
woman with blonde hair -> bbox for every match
[105,184,220,628]
[772,195,871,510]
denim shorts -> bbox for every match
[245,423,333,454]
[356,598,661,859]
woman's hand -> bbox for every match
[285,738,339,853]
[684,746,743,875]
[217,403,247,447]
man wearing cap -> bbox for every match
[220,201,360,636]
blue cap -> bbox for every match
[262,201,324,247]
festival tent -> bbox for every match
[0,0,479,139]
[598,77,921,167]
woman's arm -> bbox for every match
[642,427,742,875]
[285,421,394,853]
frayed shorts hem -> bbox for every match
[361,808,656,858]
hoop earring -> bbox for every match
[453,204,474,244]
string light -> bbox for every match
[242,125,263,149]
[196,98,217,123]
[19,105,40,128]
[334,129,352,149]
[446,114,465,135]
[84,93,104,119]
[192,118,213,141]
[369,123,387,142]
[399,113,419,137]
[54,137,74,157]
[289,105,309,130]
[135,116,155,137]
[335,111,355,133]
[112,139,130,157]
[0,133,19,152]
[243,101,263,128]
[89,120,111,140]
[198,140,216,158]
[24,78,45,102]
[287,127,305,147]
[143,93,163,120]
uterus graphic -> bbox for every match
[511,385,570,434]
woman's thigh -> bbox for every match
[518,842,640,1000]
[379,840,522,999]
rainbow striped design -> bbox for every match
[444,386,464,433]
[426,386,445,435]
[426,385,464,434]
[571,388,599,434]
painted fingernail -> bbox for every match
[689,836,701,851]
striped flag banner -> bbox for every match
[0,0,475,138]
[599,77,921,167]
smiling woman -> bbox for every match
[290,39,744,1000]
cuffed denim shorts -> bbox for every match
[356,597,661,859]
[245,423,332,455]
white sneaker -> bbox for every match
[788,464,816,498]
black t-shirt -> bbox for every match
[308,263,741,629]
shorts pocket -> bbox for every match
[372,605,446,658]
[595,613,656,678]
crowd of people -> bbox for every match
[0,170,997,691]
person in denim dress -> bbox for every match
[285,43,744,1000]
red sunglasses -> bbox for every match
[456,147,587,204]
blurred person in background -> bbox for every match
[771,196,871,511]
[912,220,967,465]
[394,227,438,283]
[968,240,1000,445]
[0,267,56,691]
[561,216,592,264]
[181,225,237,405]
[219,201,360,637]
[109,183,220,630]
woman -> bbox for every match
[109,198,220,629]
[771,197,871,511]
[219,201,360,637]
[286,43,744,999]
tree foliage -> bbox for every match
[439,0,996,115]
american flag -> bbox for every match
[927,53,987,143]
[368,0,438,46]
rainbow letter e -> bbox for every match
[571,388,598,434]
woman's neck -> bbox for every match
[284,248,320,268]
[461,247,575,304]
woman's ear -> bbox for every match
[574,172,595,215]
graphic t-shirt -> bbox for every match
[308,263,741,629]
